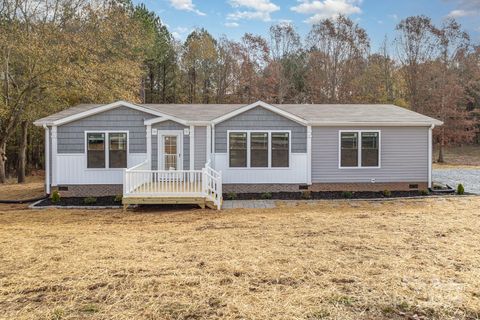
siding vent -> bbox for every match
[409,184,419,190]
[58,186,69,191]
[299,185,308,190]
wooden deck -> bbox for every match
[122,181,218,209]
[123,162,223,209]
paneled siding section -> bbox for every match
[311,126,429,183]
[215,106,307,153]
[194,126,207,170]
[151,120,189,170]
[57,106,155,154]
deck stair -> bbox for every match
[123,160,222,209]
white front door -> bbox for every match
[158,131,183,170]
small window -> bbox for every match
[229,132,247,167]
[271,132,289,167]
[340,132,358,167]
[250,132,268,167]
[361,132,379,167]
[87,133,105,168]
[109,133,127,168]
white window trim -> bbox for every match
[227,130,292,169]
[84,130,129,171]
[338,130,381,169]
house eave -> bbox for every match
[307,121,443,127]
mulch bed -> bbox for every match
[224,191,434,201]
[35,196,121,207]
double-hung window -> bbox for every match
[228,131,290,168]
[87,132,128,169]
[340,131,380,168]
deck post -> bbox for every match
[201,168,207,196]
[217,171,222,210]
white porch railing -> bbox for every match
[123,160,222,209]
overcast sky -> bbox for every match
[134,0,480,51]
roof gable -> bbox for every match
[212,101,308,126]
[34,101,171,126]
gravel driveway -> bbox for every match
[432,168,480,194]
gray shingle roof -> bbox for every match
[34,101,442,126]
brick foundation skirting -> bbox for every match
[223,182,428,193]
[54,185,123,197]
[308,182,428,192]
[56,181,428,197]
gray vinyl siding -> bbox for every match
[151,121,189,170]
[312,126,429,183]
[57,106,155,154]
[215,106,307,153]
[194,126,207,170]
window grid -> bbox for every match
[339,130,380,169]
[228,131,290,169]
[86,131,128,169]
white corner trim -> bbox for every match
[206,125,212,163]
[212,100,308,126]
[43,125,51,194]
[146,124,152,169]
[51,126,58,186]
[190,125,195,170]
[51,101,177,126]
[307,126,312,185]
[428,124,434,188]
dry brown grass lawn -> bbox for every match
[1,197,480,320]
[0,175,45,200]
[433,145,480,168]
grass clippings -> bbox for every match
[0,197,479,319]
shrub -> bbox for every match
[382,190,392,197]
[457,184,465,195]
[261,192,272,199]
[341,191,353,199]
[226,192,237,200]
[301,190,312,200]
[83,197,97,205]
[114,194,123,203]
[420,189,429,196]
[51,190,61,203]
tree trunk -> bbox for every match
[437,122,446,163]
[17,121,28,183]
[0,141,6,183]
[438,143,444,163]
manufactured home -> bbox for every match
[34,100,442,209]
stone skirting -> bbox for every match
[54,184,123,197]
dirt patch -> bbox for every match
[1,197,480,319]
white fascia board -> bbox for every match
[50,101,170,126]
[144,116,188,126]
[212,100,308,126]
[308,121,441,127]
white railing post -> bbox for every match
[217,171,222,210]
[201,168,207,196]
[123,168,127,195]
